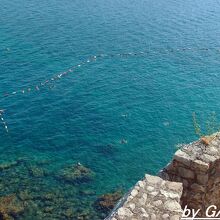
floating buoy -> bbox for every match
[0,110,8,132]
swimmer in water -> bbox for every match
[120,139,128,144]
[163,121,170,127]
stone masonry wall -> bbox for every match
[106,175,183,220]
[108,132,220,219]
[160,133,220,217]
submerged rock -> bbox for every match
[0,161,18,171]
[79,189,96,196]
[72,208,93,220]
[97,144,116,156]
[28,166,45,178]
[63,208,74,219]
[35,159,52,166]
[18,190,33,202]
[57,163,95,184]
[0,194,24,220]
[0,157,100,219]
[94,190,123,214]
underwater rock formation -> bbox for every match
[0,194,24,220]
[57,163,95,184]
[94,190,123,214]
[28,165,45,178]
[96,144,116,156]
[0,161,19,171]
[0,157,101,219]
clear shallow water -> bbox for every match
[1,0,220,219]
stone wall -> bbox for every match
[160,133,220,217]
[106,175,183,220]
[107,133,220,219]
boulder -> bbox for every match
[94,190,123,213]
[57,163,94,184]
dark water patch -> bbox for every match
[94,143,118,157]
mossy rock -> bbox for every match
[94,190,123,214]
[0,194,24,220]
[63,208,74,218]
[57,163,95,184]
[0,161,18,171]
[28,166,45,178]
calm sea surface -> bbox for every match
[1,0,220,219]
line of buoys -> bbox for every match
[0,47,220,132]
[0,110,8,132]
[0,56,98,100]
[1,47,220,100]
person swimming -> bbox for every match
[120,139,128,144]
[0,109,5,113]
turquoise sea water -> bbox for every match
[1,0,220,219]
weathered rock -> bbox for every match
[145,175,162,186]
[177,167,195,179]
[57,163,95,184]
[94,190,123,213]
[117,207,133,217]
[0,194,24,220]
[0,161,18,171]
[28,166,45,177]
[128,203,135,211]
[108,175,182,220]
[165,181,183,192]
[164,200,181,212]
[174,150,191,167]
[130,189,138,197]
[196,173,209,185]
[170,215,181,220]
[162,213,169,219]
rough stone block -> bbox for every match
[192,160,209,172]
[197,174,209,185]
[145,175,162,186]
[164,200,182,212]
[131,189,138,197]
[178,167,195,179]
[165,181,183,192]
[117,207,133,217]
[174,150,191,167]
[190,183,205,192]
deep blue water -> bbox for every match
[1,0,220,219]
